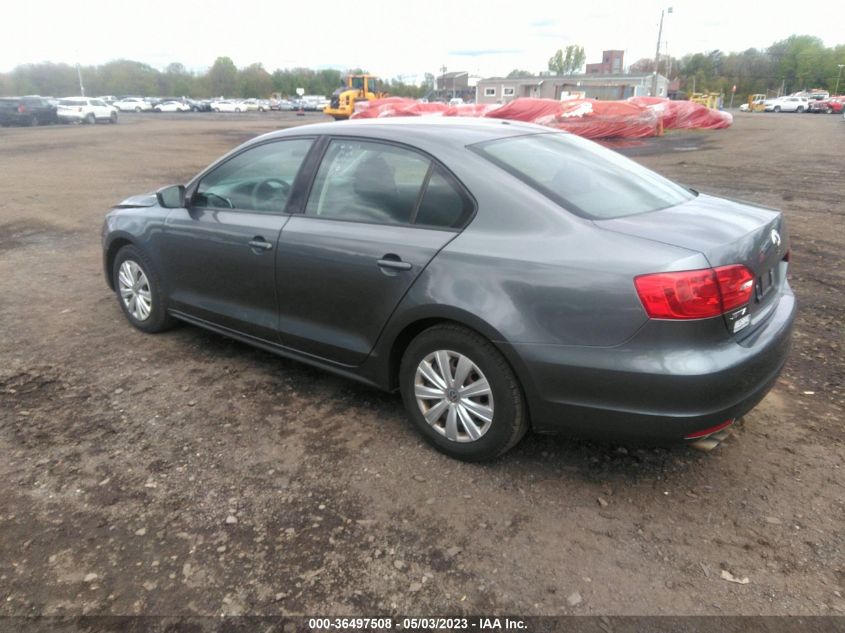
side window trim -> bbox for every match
[186,136,317,214]
[409,162,435,225]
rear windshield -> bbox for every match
[471,133,695,219]
[59,99,85,106]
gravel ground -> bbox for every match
[0,111,842,618]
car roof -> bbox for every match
[261,117,555,150]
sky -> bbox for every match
[2,0,843,81]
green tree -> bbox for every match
[207,56,237,97]
[548,45,586,75]
[238,63,273,98]
[507,69,534,78]
[162,62,194,97]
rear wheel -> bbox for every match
[774,106,781,112]
[399,324,528,461]
[29,115,38,127]
[796,106,804,113]
[134,106,141,112]
[113,245,176,333]
[109,112,118,124]
[85,113,95,124]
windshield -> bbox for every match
[472,133,695,219]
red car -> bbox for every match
[808,98,844,114]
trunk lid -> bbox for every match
[597,193,790,336]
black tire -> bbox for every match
[774,106,781,112]
[85,113,96,124]
[29,115,38,127]
[399,324,528,461]
[109,112,118,124]
[796,106,804,113]
[134,106,141,112]
[112,245,176,334]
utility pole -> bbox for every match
[76,63,85,96]
[652,7,672,97]
[835,64,844,97]
[440,65,447,101]
[665,41,671,79]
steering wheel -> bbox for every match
[204,192,233,208]
[251,178,291,211]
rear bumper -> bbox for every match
[503,285,796,442]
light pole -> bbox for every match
[835,64,844,97]
[652,7,672,97]
[76,63,85,96]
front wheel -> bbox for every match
[109,112,118,124]
[85,113,96,124]
[774,106,781,112]
[796,106,804,113]
[113,245,176,333]
[399,324,528,461]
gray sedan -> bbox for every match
[102,118,795,461]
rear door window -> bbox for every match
[305,139,431,225]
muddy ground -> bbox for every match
[0,111,842,618]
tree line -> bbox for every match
[519,35,844,102]
[1,35,843,103]
[0,57,429,99]
[627,35,845,101]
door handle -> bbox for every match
[377,258,412,271]
[248,237,273,251]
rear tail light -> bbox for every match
[634,265,754,320]
[714,265,755,311]
[17,105,25,113]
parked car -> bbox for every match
[57,97,117,124]
[0,96,58,126]
[240,98,270,112]
[807,98,844,114]
[211,100,247,113]
[764,96,810,112]
[154,101,191,113]
[101,118,795,461]
[186,99,212,112]
[97,95,118,105]
[113,97,153,112]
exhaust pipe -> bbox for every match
[689,437,720,452]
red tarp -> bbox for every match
[351,96,731,139]
[628,96,733,130]
[489,98,661,139]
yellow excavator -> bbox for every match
[324,74,386,120]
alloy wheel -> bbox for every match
[414,350,494,443]
[118,260,152,321]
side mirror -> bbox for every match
[156,184,186,209]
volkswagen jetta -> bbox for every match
[102,118,795,460]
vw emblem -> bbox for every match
[770,229,781,248]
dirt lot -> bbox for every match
[0,111,843,618]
